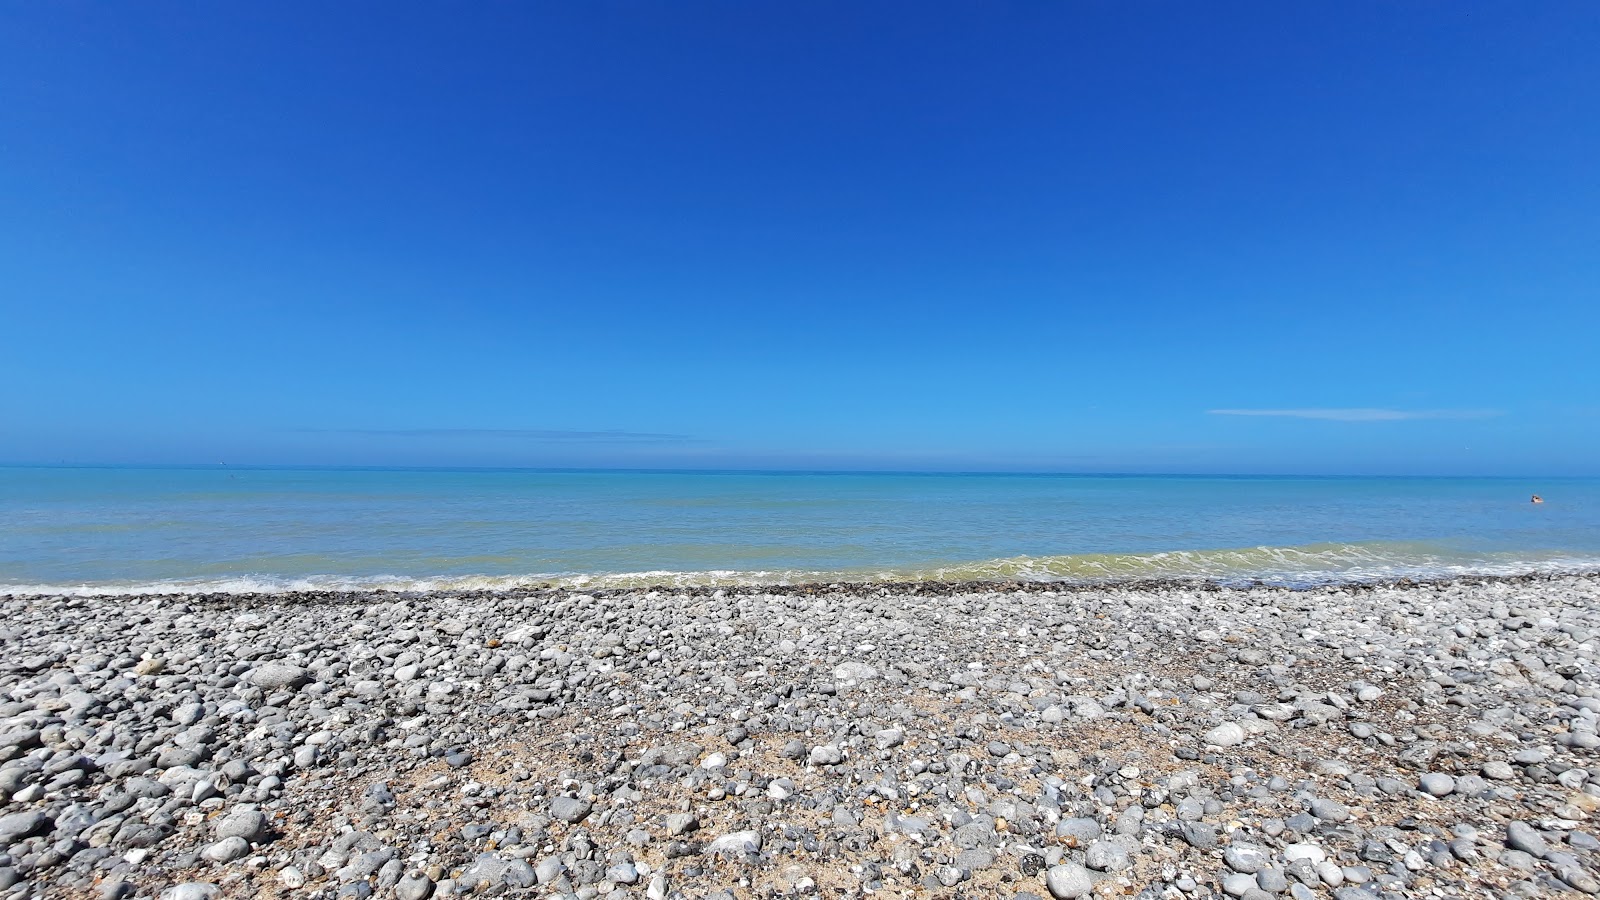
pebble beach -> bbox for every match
[1,574,1597,900]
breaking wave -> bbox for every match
[4,541,1599,597]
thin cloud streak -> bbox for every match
[293,428,699,443]
[1208,408,1503,422]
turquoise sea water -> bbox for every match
[1,466,1598,594]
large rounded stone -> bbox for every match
[0,810,50,844]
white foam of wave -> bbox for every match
[0,570,819,597]
[5,545,1599,597]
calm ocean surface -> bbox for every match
[2,466,1598,594]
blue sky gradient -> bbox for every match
[3,3,1597,473]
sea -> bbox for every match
[2,466,1597,595]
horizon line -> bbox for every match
[0,462,1584,480]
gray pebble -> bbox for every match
[1505,821,1549,858]
[1222,873,1256,897]
[1310,798,1350,822]
[200,836,250,863]
[549,797,592,824]
[249,663,310,690]
[395,874,434,900]
[214,807,270,843]
[1204,722,1246,747]
[0,811,50,844]
[1418,773,1455,797]
[1256,867,1289,893]
[1224,842,1270,874]
[1044,863,1093,898]
[1085,840,1129,871]
[809,744,843,765]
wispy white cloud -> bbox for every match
[1207,408,1502,422]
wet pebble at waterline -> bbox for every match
[0,574,1594,899]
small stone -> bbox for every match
[1498,849,1537,871]
[1317,861,1344,886]
[665,813,699,835]
[549,797,592,824]
[214,806,270,843]
[809,745,843,765]
[1204,723,1246,747]
[833,661,878,682]
[1044,863,1093,898]
[201,837,250,863]
[1181,821,1219,850]
[1224,842,1270,874]
[1418,773,1455,797]
[249,663,310,690]
[1309,798,1350,822]
[395,875,433,900]
[133,658,166,676]
[1222,873,1256,897]
[1481,760,1516,780]
[459,854,535,889]
[1085,840,1130,871]
[1256,867,1289,893]
[708,830,762,856]
[534,857,565,885]
[1056,817,1102,844]
[1505,821,1549,858]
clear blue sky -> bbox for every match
[3,3,1597,474]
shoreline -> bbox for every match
[1,574,1596,899]
[6,566,1600,605]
